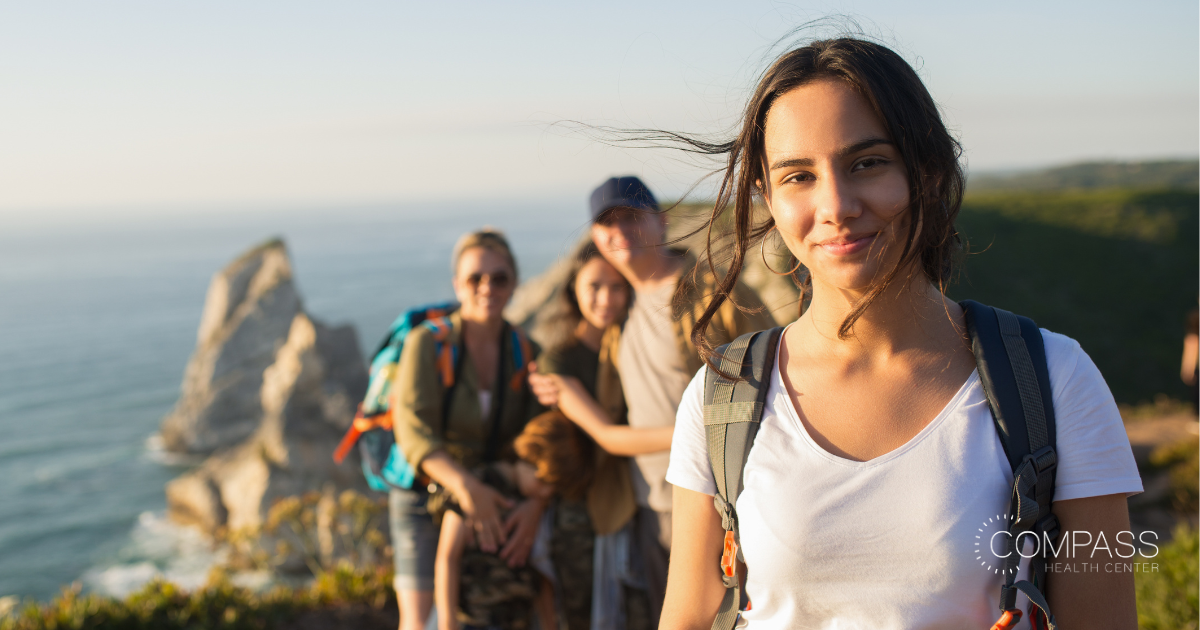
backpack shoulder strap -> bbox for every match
[507,326,534,391]
[422,315,459,389]
[703,326,783,630]
[961,300,1059,630]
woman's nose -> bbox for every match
[812,172,861,225]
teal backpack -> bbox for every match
[333,302,460,491]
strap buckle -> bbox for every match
[720,530,739,586]
[990,609,1023,630]
[713,494,736,531]
[1025,445,1057,474]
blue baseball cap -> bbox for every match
[589,176,659,222]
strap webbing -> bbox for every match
[703,327,782,630]
[962,301,1058,629]
[996,309,1049,452]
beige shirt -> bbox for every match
[618,281,692,518]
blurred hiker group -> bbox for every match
[376,176,773,630]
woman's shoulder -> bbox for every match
[399,315,458,366]
[510,322,540,358]
[1035,327,1142,500]
[1037,327,1090,396]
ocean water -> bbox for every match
[0,201,586,600]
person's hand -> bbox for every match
[527,363,561,406]
[554,375,590,421]
[456,477,513,553]
[499,496,548,567]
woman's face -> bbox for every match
[453,246,515,323]
[574,256,629,331]
[760,78,911,295]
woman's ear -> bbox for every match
[756,178,773,211]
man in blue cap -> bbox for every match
[541,175,775,625]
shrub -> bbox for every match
[0,562,395,630]
[1136,525,1199,630]
[0,489,395,630]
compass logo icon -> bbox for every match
[974,511,1019,575]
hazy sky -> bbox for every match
[1,1,1196,214]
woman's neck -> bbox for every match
[799,274,963,360]
[461,314,504,349]
[574,319,604,352]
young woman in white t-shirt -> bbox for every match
[660,38,1142,629]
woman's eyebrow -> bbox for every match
[839,137,892,157]
[768,137,894,171]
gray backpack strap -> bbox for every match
[962,300,1058,630]
[702,327,783,630]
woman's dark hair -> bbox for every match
[542,240,630,351]
[677,37,965,372]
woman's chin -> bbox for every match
[587,315,617,330]
[461,303,507,323]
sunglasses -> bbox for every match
[464,272,511,290]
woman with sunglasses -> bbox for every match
[390,228,546,630]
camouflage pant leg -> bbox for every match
[624,585,652,630]
[550,498,595,630]
[457,547,539,630]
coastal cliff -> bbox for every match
[162,240,369,534]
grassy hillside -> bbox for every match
[951,188,1198,404]
[970,160,1199,192]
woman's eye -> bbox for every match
[782,171,814,184]
[853,157,888,171]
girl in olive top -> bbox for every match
[531,241,647,630]
[389,229,545,630]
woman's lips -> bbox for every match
[819,233,877,256]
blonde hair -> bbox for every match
[451,228,518,280]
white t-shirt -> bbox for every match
[665,327,1142,630]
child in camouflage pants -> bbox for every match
[434,410,593,630]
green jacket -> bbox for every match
[392,312,543,471]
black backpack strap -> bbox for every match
[702,327,783,630]
[962,300,1059,630]
[440,342,465,437]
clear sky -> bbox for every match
[0,0,1196,215]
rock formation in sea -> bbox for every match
[162,239,368,534]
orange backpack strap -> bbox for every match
[332,404,395,463]
[424,316,458,389]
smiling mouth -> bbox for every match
[820,233,878,256]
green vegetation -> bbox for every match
[951,187,1199,403]
[0,490,396,630]
[1136,525,1199,630]
[970,160,1199,192]
[0,564,395,630]
[1149,436,1200,516]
